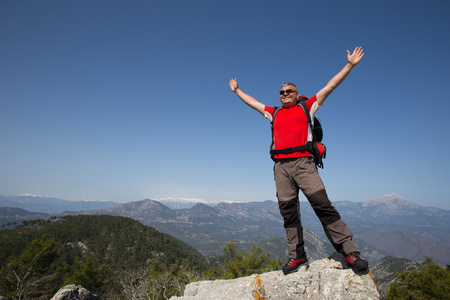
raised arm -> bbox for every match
[316,47,365,107]
[229,78,266,115]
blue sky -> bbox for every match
[1,0,449,209]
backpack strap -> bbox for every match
[270,101,314,157]
[298,96,323,142]
[270,141,314,155]
[297,101,325,167]
[298,100,313,132]
[298,99,324,143]
[269,106,281,156]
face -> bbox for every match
[279,85,299,108]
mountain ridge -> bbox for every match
[82,195,449,265]
[2,193,449,265]
[0,194,116,214]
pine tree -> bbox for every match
[0,236,60,299]
[219,241,282,279]
[386,257,450,299]
[61,254,107,294]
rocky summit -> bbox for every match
[171,254,379,300]
[50,284,98,300]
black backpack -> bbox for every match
[269,96,326,168]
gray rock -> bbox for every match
[50,284,98,300]
[171,255,379,300]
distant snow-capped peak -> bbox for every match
[363,193,420,209]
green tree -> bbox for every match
[61,254,107,294]
[386,257,450,300]
[219,241,282,279]
[0,215,210,298]
[0,236,60,299]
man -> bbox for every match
[229,47,368,275]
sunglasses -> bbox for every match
[279,89,297,95]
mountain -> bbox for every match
[332,194,450,264]
[81,194,449,265]
[86,199,285,256]
[0,194,116,214]
[0,207,50,229]
[2,193,449,265]
[352,229,450,265]
[338,193,450,229]
[157,198,217,209]
[370,256,421,299]
[99,198,173,220]
[84,199,384,262]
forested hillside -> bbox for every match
[0,215,283,299]
[0,215,209,299]
[1,215,207,270]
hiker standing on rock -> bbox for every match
[229,47,368,275]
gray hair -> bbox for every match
[280,82,298,92]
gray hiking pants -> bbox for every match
[273,157,359,259]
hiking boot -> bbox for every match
[282,257,309,275]
[345,252,369,271]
